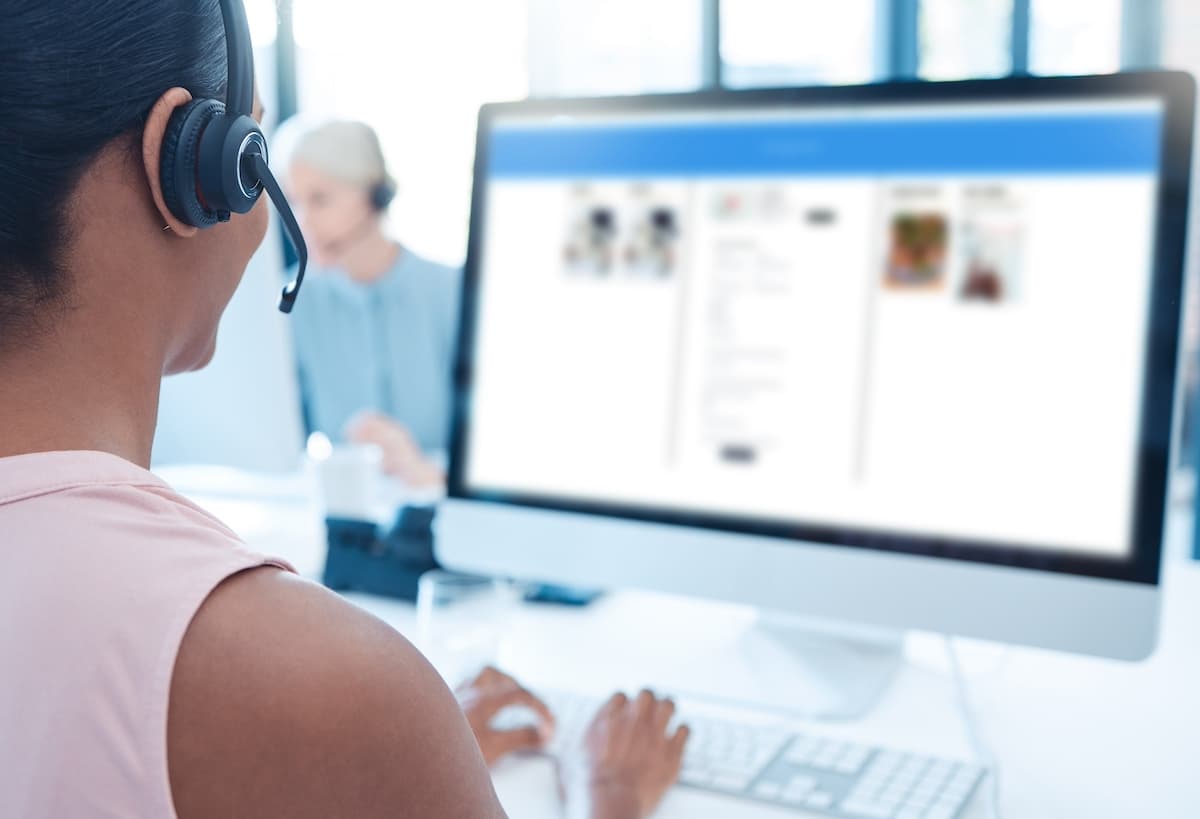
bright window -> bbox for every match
[919,0,1014,80]
[721,0,877,87]
[1030,0,1123,76]
[526,0,703,96]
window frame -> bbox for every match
[708,0,1160,87]
[272,0,1163,111]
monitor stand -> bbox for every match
[702,613,904,720]
[501,597,904,721]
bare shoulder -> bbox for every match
[168,567,506,819]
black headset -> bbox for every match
[160,0,308,314]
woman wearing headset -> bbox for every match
[0,2,686,817]
[286,120,452,488]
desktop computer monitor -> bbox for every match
[438,72,1195,715]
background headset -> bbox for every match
[371,179,397,212]
[160,0,309,314]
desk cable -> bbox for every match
[945,635,1003,819]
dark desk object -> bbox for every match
[523,583,604,606]
[322,506,439,601]
[322,505,603,605]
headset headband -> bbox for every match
[219,0,254,118]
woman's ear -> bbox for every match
[141,87,199,238]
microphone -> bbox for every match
[244,150,309,314]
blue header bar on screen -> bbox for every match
[487,109,1163,178]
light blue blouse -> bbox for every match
[289,249,461,454]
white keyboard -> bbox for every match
[510,689,986,819]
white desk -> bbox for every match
[165,467,1200,819]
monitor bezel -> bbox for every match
[449,71,1196,588]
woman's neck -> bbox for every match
[0,324,162,468]
[342,231,401,285]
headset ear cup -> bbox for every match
[160,99,224,229]
[371,181,396,212]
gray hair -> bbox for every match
[289,120,395,192]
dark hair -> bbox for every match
[0,0,228,339]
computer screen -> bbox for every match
[459,93,1168,562]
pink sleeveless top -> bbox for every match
[0,450,293,818]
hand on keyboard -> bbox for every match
[533,688,987,819]
[456,666,555,767]
[559,690,691,819]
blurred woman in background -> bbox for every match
[286,120,457,487]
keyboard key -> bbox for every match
[806,791,835,809]
[837,748,871,774]
[814,749,843,768]
[904,790,935,810]
[786,744,818,764]
[753,781,782,800]
[839,798,870,814]
[710,761,760,778]
[782,790,813,807]
[917,770,950,792]
[783,780,817,801]
[849,778,888,797]
[713,773,752,792]
[857,776,889,796]
[837,759,865,774]
[912,779,942,796]
[849,785,882,803]
[841,746,872,767]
